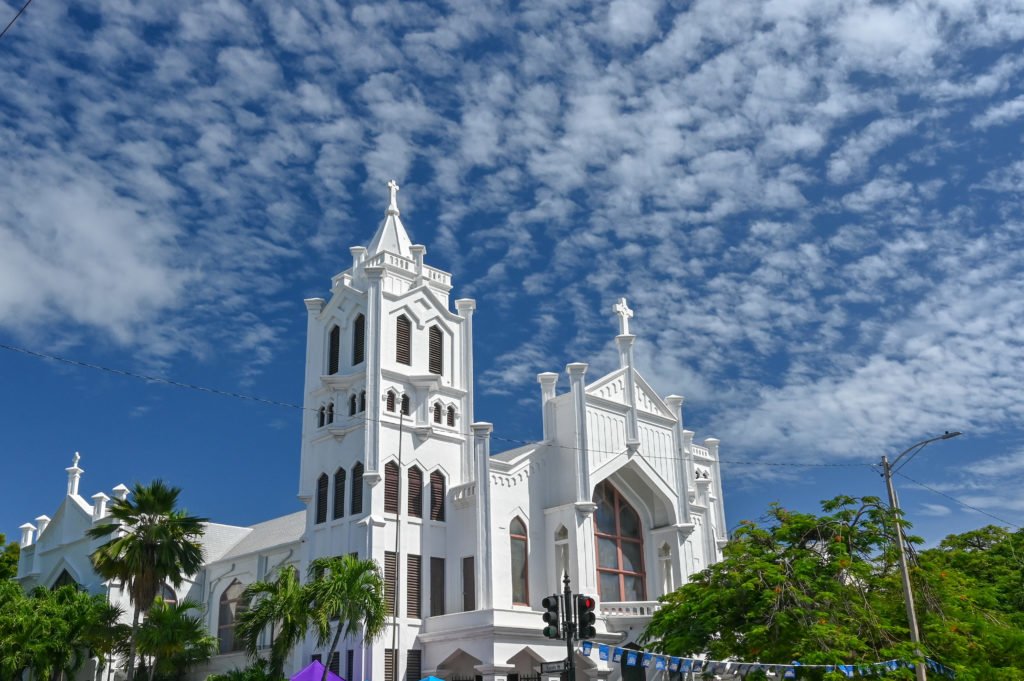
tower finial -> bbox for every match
[387,179,400,216]
[613,297,633,335]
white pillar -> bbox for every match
[615,335,640,455]
[92,492,110,521]
[456,298,477,484]
[112,484,130,501]
[35,515,51,537]
[665,395,691,524]
[66,457,84,497]
[567,363,591,505]
[537,372,558,441]
[350,245,367,270]
[364,266,385,485]
[410,244,426,279]
[472,422,494,610]
[705,437,726,547]
[19,523,36,547]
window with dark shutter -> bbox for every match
[349,395,357,416]
[385,649,397,681]
[351,462,364,515]
[406,650,422,681]
[346,651,354,681]
[318,407,325,428]
[407,554,421,619]
[428,325,442,375]
[328,652,340,675]
[407,466,423,518]
[430,471,446,522]
[315,474,328,524]
[311,655,322,664]
[462,556,475,611]
[386,390,396,412]
[384,551,397,617]
[360,391,366,412]
[433,403,442,423]
[447,406,455,427]
[326,402,334,424]
[401,393,410,416]
[430,557,445,616]
[352,314,365,365]
[333,468,346,520]
[384,462,399,514]
[396,315,411,365]
[328,326,340,375]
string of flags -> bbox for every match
[578,641,956,679]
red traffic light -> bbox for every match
[579,596,595,610]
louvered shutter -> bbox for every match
[401,393,410,415]
[385,649,396,681]
[352,314,365,365]
[407,554,421,618]
[328,326,340,375]
[351,463,363,515]
[349,395,357,416]
[428,326,442,375]
[433,403,442,423]
[315,474,328,524]
[408,466,423,518]
[329,652,340,675]
[430,557,445,616]
[333,469,346,520]
[430,471,446,522]
[326,403,334,424]
[406,650,422,681]
[447,406,455,427]
[384,552,397,617]
[384,462,399,514]
[462,556,475,611]
[360,391,366,412]
[386,391,396,412]
[318,407,325,428]
[346,651,354,681]
[396,316,411,365]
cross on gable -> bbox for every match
[613,297,633,335]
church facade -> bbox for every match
[15,182,728,681]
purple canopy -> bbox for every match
[291,660,345,681]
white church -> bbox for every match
[15,182,728,681]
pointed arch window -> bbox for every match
[396,315,412,365]
[428,325,443,375]
[159,583,177,606]
[218,579,249,653]
[429,471,446,522]
[349,395,357,416]
[360,391,367,412]
[51,569,79,590]
[593,480,646,601]
[333,468,346,520]
[352,314,365,365]
[326,402,334,425]
[446,406,456,427]
[386,390,396,412]
[433,403,442,423]
[384,461,400,514]
[351,462,364,515]
[408,465,423,518]
[328,325,340,375]
[510,517,529,605]
[554,525,569,589]
[318,407,325,428]
[315,473,329,524]
[401,393,410,416]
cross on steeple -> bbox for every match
[387,179,400,215]
[613,297,633,335]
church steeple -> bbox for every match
[366,179,413,258]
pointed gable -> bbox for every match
[586,367,676,419]
[366,179,413,258]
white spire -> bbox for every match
[66,452,83,497]
[366,179,413,258]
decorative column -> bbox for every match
[537,372,558,441]
[472,422,494,610]
[112,483,130,501]
[301,297,326,498]
[66,452,83,496]
[705,438,727,548]
[364,266,386,486]
[35,515,50,537]
[456,299,477,484]
[665,395,691,524]
[410,244,426,284]
[350,245,367,270]
[92,492,110,521]
[616,335,641,456]
[19,522,35,548]
[566,363,591,504]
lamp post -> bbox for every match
[881,431,962,681]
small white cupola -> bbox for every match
[365,179,414,258]
[66,452,83,497]
[34,515,51,537]
[19,522,36,547]
[112,483,130,502]
[92,492,110,520]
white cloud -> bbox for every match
[918,503,951,517]
[971,95,1024,129]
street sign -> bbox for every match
[541,661,568,674]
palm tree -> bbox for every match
[136,596,216,681]
[88,480,207,681]
[307,556,387,681]
[236,565,312,678]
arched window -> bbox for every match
[554,525,569,588]
[333,468,346,520]
[384,461,399,514]
[396,315,412,365]
[433,403,442,423]
[218,579,248,653]
[360,391,366,412]
[446,406,456,427]
[317,407,325,428]
[51,569,78,590]
[352,314,365,365]
[593,480,646,601]
[510,517,529,605]
[349,395,357,416]
[429,470,446,522]
[386,390,396,412]
[659,544,674,595]
[315,473,329,524]
[328,325,340,375]
[326,402,334,425]
[428,325,443,375]
[408,466,423,518]
[401,393,410,416]
[160,583,177,606]
[351,462,364,515]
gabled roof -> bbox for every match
[366,212,413,258]
[218,511,305,561]
[586,367,676,419]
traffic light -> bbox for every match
[576,594,597,639]
[542,594,561,639]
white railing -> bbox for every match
[424,265,451,286]
[600,601,662,617]
[690,443,711,458]
[450,481,476,508]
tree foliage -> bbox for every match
[641,496,1024,681]
[0,534,19,581]
[136,596,216,681]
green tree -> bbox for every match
[0,534,19,581]
[207,659,283,681]
[308,555,387,681]
[88,480,207,681]
[136,596,216,681]
[236,565,313,678]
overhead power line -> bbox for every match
[892,469,1021,530]
[0,0,34,42]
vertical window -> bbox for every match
[446,406,455,427]
[349,395,357,416]
[401,393,410,416]
[352,314,365,365]
[659,544,674,595]
[429,471,446,522]
[351,462,364,515]
[408,466,423,518]
[384,551,397,617]
[396,315,411,365]
[384,462,399,514]
[433,403,442,423]
[428,325,443,375]
[328,652,340,675]
[218,580,248,653]
[510,517,529,605]
[326,402,334,424]
[318,407,325,428]
[346,651,354,681]
[360,390,366,412]
[328,325,340,375]
[385,649,397,681]
[554,525,569,588]
[315,474,329,524]
[430,557,445,617]
[406,650,422,681]
[593,480,646,601]
[333,468,346,520]
[311,655,322,664]
[462,556,475,611]
[407,554,421,619]
[386,390,396,412]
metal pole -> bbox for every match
[563,573,575,681]
[882,454,927,681]
[389,407,405,681]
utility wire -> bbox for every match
[0,0,34,42]
[892,469,1021,530]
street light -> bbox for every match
[881,431,962,681]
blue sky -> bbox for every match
[2,0,1023,550]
